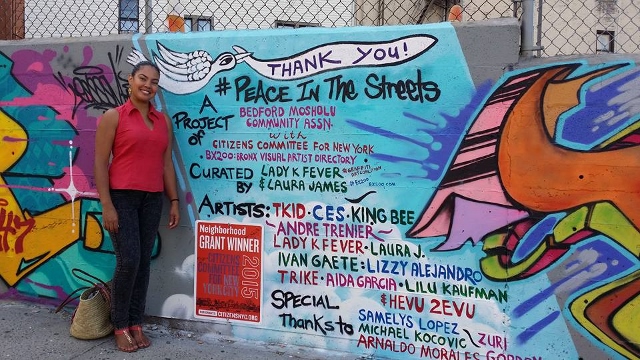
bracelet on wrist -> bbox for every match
[170,199,179,202]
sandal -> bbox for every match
[129,325,151,348]
[114,328,138,352]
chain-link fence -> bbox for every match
[1,0,639,57]
[535,0,639,56]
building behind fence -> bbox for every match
[0,1,638,62]
[1,0,639,57]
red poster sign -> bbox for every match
[194,221,262,323]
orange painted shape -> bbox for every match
[497,64,640,229]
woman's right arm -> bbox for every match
[94,108,119,233]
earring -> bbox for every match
[128,87,132,95]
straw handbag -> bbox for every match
[56,268,113,339]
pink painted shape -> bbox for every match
[409,92,521,238]
[51,165,98,199]
[26,62,44,72]
[467,100,512,134]
[454,142,496,165]
[0,83,77,125]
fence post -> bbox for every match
[521,0,535,58]
[145,0,153,33]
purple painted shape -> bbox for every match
[0,288,63,308]
[8,48,103,190]
[2,136,29,142]
[434,196,529,250]
[81,46,93,66]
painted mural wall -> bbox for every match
[1,20,639,360]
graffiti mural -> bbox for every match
[408,62,640,359]
[0,21,639,360]
[0,46,158,299]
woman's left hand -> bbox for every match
[169,201,180,229]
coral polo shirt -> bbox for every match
[108,100,169,192]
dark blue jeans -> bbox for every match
[108,190,162,330]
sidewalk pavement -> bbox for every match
[0,299,361,360]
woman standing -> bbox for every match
[94,61,180,352]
